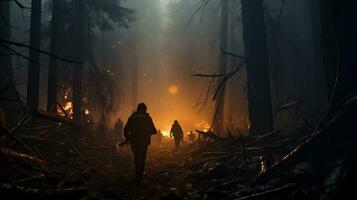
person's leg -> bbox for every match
[174,137,180,148]
[135,145,148,181]
[131,144,140,180]
[140,145,148,175]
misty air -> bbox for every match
[0,0,356,199]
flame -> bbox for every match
[161,130,170,137]
[63,101,73,111]
[195,120,210,132]
[84,109,90,115]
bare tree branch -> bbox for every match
[0,39,82,64]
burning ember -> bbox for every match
[61,101,73,118]
[84,109,90,115]
[57,85,91,120]
[161,130,170,137]
[195,120,211,132]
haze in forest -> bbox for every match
[4,0,328,136]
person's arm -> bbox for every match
[148,117,157,135]
[123,118,131,142]
[170,126,173,137]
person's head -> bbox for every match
[174,120,178,124]
[137,103,147,113]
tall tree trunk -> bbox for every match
[327,2,357,104]
[27,0,42,108]
[131,0,139,108]
[213,0,229,134]
[47,0,64,113]
[0,0,13,86]
[72,0,86,121]
[319,0,339,101]
[132,41,138,108]
[226,2,236,128]
[241,0,274,135]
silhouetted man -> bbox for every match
[170,120,184,149]
[124,103,157,182]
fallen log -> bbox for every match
[235,183,296,200]
[246,130,278,146]
[0,147,46,165]
[0,183,87,200]
[70,143,86,160]
[255,96,357,185]
[30,109,81,127]
[9,113,32,133]
[12,173,46,184]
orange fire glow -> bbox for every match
[84,109,90,115]
[195,120,211,132]
[161,130,170,137]
[168,85,178,95]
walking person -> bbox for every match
[124,103,157,182]
[170,120,184,149]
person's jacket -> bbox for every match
[170,123,183,138]
[124,112,157,146]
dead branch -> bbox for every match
[30,109,81,127]
[70,143,86,160]
[0,39,82,64]
[0,183,87,199]
[246,130,279,146]
[236,183,296,200]
[12,174,45,184]
[221,46,247,59]
[56,102,69,118]
[0,147,46,165]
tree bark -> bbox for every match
[213,0,229,134]
[319,0,339,101]
[131,41,138,108]
[0,0,13,85]
[72,0,86,121]
[241,0,274,135]
[27,0,42,108]
[47,0,64,113]
[323,1,357,105]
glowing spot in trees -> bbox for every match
[168,85,178,95]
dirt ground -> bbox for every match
[66,136,256,200]
[79,139,216,200]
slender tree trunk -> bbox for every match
[327,1,357,104]
[226,2,236,128]
[27,0,42,108]
[47,0,64,113]
[213,0,229,134]
[318,0,339,102]
[72,0,86,121]
[131,32,138,108]
[241,0,274,135]
[0,0,13,85]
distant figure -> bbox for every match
[170,120,184,149]
[187,131,196,143]
[113,118,124,142]
[124,103,157,182]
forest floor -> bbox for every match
[0,123,266,200]
[64,137,261,200]
[0,112,308,200]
